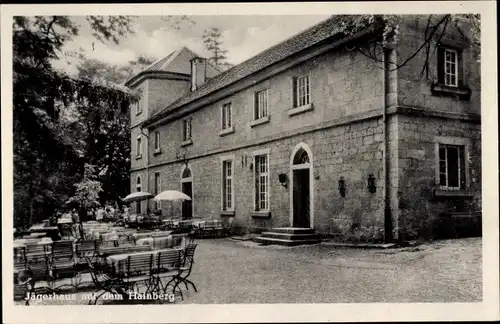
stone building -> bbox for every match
[126,15,481,242]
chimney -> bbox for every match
[190,57,207,91]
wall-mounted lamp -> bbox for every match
[338,176,346,198]
[367,174,377,193]
[278,173,288,188]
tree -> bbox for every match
[13,15,138,227]
[66,164,103,211]
[334,14,480,75]
[202,27,229,67]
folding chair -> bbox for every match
[85,257,126,305]
[153,249,183,300]
[119,254,156,295]
[177,244,198,292]
[49,240,77,291]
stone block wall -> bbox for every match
[146,117,385,238]
[393,114,481,240]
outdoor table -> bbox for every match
[105,247,184,273]
[98,244,152,257]
[135,235,181,250]
[133,230,173,241]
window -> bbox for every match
[255,90,269,120]
[443,49,458,87]
[136,176,142,214]
[254,154,269,211]
[182,118,192,142]
[222,160,233,211]
[154,131,160,152]
[133,100,142,115]
[439,144,466,189]
[221,103,232,130]
[154,172,161,209]
[136,136,142,158]
[293,75,310,108]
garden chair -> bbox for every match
[49,240,77,291]
[201,220,217,238]
[152,249,184,300]
[177,243,198,292]
[221,217,234,237]
[85,256,127,305]
[117,253,156,295]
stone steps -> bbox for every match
[254,227,322,246]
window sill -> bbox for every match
[181,139,193,147]
[250,115,270,128]
[431,83,471,100]
[434,189,474,199]
[287,103,313,117]
[153,149,162,155]
[220,210,235,217]
[219,126,235,137]
[135,154,142,160]
[251,211,271,218]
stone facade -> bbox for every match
[128,16,481,241]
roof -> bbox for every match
[125,47,222,86]
[144,15,372,126]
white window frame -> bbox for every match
[434,136,471,191]
[154,172,161,209]
[220,155,235,212]
[134,100,142,115]
[182,118,192,142]
[255,89,269,120]
[221,102,232,130]
[443,48,459,87]
[253,148,271,212]
[154,131,160,152]
[136,135,142,158]
[295,75,311,107]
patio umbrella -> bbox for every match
[154,190,191,202]
[122,192,154,203]
[154,190,191,219]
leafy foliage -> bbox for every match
[13,15,137,227]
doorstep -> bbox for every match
[321,241,398,249]
[230,234,260,241]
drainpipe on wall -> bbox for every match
[383,42,397,243]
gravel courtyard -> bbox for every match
[18,237,482,305]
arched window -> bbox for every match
[293,148,310,165]
[136,176,142,192]
[182,167,192,179]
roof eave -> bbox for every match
[143,26,377,128]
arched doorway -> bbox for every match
[180,166,193,219]
[289,143,314,228]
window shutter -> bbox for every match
[292,77,297,108]
[254,158,259,211]
[437,47,445,84]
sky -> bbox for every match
[53,15,331,75]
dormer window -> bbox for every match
[443,48,458,87]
